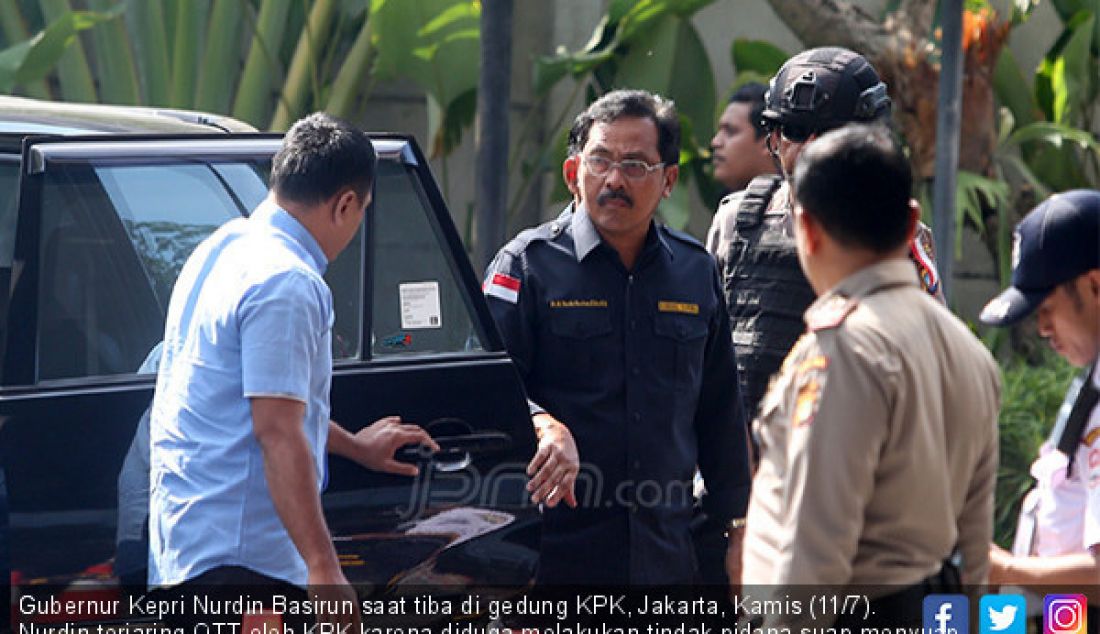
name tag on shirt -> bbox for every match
[657,301,699,315]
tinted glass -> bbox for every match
[96,163,259,308]
[0,158,17,366]
[32,146,484,382]
[370,160,483,357]
[37,161,260,380]
[0,157,17,268]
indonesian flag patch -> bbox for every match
[484,272,521,304]
[910,228,941,296]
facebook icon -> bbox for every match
[924,595,970,634]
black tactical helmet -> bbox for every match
[761,47,891,142]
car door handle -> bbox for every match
[397,431,512,464]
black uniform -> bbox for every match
[706,177,944,421]
[484,204,751,585]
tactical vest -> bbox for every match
[721,175,817,420]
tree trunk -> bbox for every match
[763,0,1005,179]
[475,0,514,271]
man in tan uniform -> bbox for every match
[741,125,1001,626]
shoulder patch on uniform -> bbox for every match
[791,352,829,428]
[909,223,941,297]
[806,296,859,332]
[1084,428,1100,448]
[793,377,824,428]
[484,272,521,304]
[796,354,830,376]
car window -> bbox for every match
[0,158,17,363]
[30,141,486,383]
[96,163,262,307]
[370,160,483,357]
[0,157,17,268]
[36,161,258,380]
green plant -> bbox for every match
[729,38,787,89]
[512,0,720,230]
[993,353,1079,548]
[992,1,1100,197]
[0,0,480,153]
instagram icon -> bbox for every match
[1044,595,1087,634]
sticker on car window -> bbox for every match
[399,281,442,329]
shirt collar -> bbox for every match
[570,202,673,263]
[251,199,329,275]
[811,258,917,309]
[571,202,602,261]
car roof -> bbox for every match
[0,95,257,136]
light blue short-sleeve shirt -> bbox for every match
[149,199,333,587]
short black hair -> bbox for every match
[729,82,768,139]
[792,124,912,253]
[567,89,680,166]
[270,112,377,206]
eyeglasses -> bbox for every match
[583,155,664,180]
[778,124,814,144]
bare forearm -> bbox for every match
[1000,552,1100,590]
[256,413,340,573]
[326,419,355,458]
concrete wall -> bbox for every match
[358,0,1063,318]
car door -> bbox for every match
[0,134,538,628]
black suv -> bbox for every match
[0,97,538,629]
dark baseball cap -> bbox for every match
[980,189,1100,326]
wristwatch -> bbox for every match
[725,517,747,537]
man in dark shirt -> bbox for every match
[707,48,943,424]
[483,90,751,585]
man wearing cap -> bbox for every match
[980,189,1100,594]
[742,125,1000,626]
[706,47,944,425]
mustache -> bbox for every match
[597,189,633,207]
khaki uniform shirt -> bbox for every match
[743,259,1001,590]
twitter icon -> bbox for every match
[981,595,1027,634]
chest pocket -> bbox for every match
[652,312,708,392]
[547,308,614,385]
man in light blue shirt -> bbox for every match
[149,113,436,627]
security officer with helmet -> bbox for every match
[705,47,944,424]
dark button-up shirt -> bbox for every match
[484,204,751,584]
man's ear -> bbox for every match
[795,205,823,255]
[332,188,359,224]
[562,155,580,198]
[661,164,679,198]
[1085,269,1100,301]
